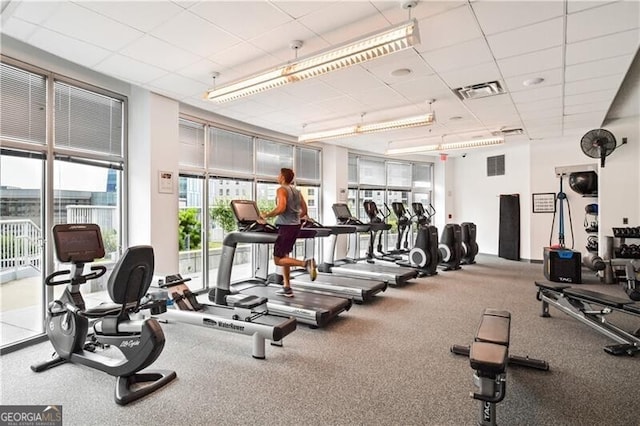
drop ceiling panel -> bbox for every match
[271,1,336,19]
[150,11,242,58]
[487,17,563,59]
[520,107,564,120]
[515,97,563,112]
[497,46,563,78]
[567,1,616,14]
[564,90,617,107]
[1,17,39,41]
[564,101,610,115]
[471,0,564,36]
[566,29,640,65]
[176,59,230,85]
[120,35,200,72]
[390,74,453,103]
[95,54,168,85]
[567,1,640,43]
[190,1,292,41]
[248,21,329,62]
[348,86,408,110]
[438,61,502,88]
[40,2,143,52]
[376,0,466,23]
[28,28,112,68]
[362,49,434,84]
[319,66,384,93]
[11,1,63,25]
[76,1,183,33]
[415,4,482,52]
[504,68,563,93]
[564,111,606,125]
[422,38,493,74]
[147,73,210,99]
[297,2,385,42]
[280,80,344,102]
[565,54,633,82]
[511,85,563,103]
[564,74,625,96]
[209,42,274,72]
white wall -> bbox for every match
[320,144,349,260]
[451,142,531,259]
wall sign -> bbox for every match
[158,170,174,194]
[532,192,556,213]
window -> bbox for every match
[256,139,293,177]
[0,63,46,145]
[359,158,385,186]
[413,163,432,188]
[387,162,411,188]
[178,119,205,168]
[209,128,253,174]
[348,155,358,185]
[295,147,320,181]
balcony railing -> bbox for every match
[0,219,42,275]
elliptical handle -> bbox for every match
[45,270,72,286]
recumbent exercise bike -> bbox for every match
[31,224,176,405]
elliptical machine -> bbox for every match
[31,224,176,405]
[407,202,440,276]
[460,222,479,265]
[390,202,412,255]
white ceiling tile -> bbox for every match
[41,2,143,51]
[94,54,168,85]
[246,89,299,109]
[486,17,564,59]
[28,27,112,68]
[172,1,199,10]
[515,97,563,112]
[377,3,467,26]
[1,17,39,41]
[472,0,565,35]
[565,54,633,82]
[565,101,610,115]
[504,68,563,93]
[564,89,617,107]
[567,1,617,14]
[271,1,338,19]
[390,74,454,102]
[563,111,606,125]
[209,42,272,71]
[191,1,292,41]
[146,73,210,99]
[567,1,640,43]
[120,35,201,72]
[320,66,382,93]
[566,29,640,65]
[497,46,563,77]
[249,20,329,62]
[150,11,242,58]
[297,2,385,43]
[520,107,565,120]
[511,84,563,103]
[11,1,64,25]
[281,80,344,102]
[176,59,231,85]
[415,5,482,52]
[363,49,434,84]
[422,38,493,74]
[564,74,625,95]
[349,86,408,110]
[76,1,183,33]
[439,62,502,88]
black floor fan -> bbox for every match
[580,129,616,167]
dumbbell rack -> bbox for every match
[612,227,640,259]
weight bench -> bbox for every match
[535,281,640,356]
[452,309,548,426]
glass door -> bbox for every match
[0,151,45,348]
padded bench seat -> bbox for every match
[535,281,571,292]
[470,341,508,375]
[475,310,511,346]
[563,288,633,308]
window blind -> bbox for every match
[0,63,46,145]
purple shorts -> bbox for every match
[273,224,301,258]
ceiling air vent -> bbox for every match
[501,128,524,136]
[453,81,505,101]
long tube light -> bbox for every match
[299,113,435,143]
[386,137,504,155]
[206,19,420,103]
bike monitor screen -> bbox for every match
[231,200,260,223]
[332,204,352,220]
[53,224,105,263]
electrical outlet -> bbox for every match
[623,217,628,225]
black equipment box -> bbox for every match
[543,247,582,284]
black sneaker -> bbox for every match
[275,287,294,297]
[305,258,317,281]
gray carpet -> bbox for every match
[1,254,638,425]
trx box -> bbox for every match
[543,247,582,284]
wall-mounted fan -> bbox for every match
[580,129,616,168]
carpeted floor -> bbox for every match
[1,254,638,425]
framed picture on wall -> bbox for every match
[532,192,556,213]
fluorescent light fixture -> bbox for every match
[299,113,435,143]
[206,19,419,103]
[386,137,504,155]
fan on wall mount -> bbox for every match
[580,129,617,168]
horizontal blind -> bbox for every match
[295,147,320,181]
[54,81,123,157]
[255,138,292,177]
[178,119,204,168]
[348,154,357,185]
[386,162,411,188]
[359,158,385,186]
[0,63,46,145]
[412,163,432,188]
[208,127,253,174]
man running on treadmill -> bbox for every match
[260,168,317,297]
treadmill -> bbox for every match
[211,200,352,328]
[276,219,388,303]
[320,203,419,286]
